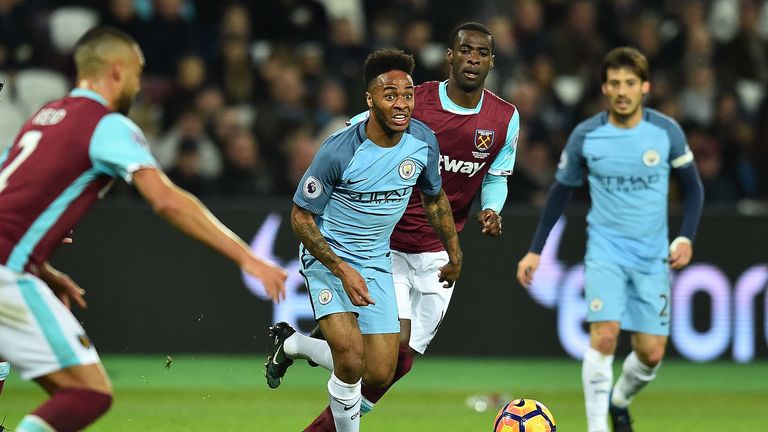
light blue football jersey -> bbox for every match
[293,119,442,264]
[556,109,694,268]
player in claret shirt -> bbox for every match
[265,22,520,431]
[0,27,286,432]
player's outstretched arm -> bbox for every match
[290,204,373,306]
[132,168,287,302]
[421,189,462,287]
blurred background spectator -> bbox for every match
[0,0,766,208]
[166,137,215,197]
[215,129,275,196]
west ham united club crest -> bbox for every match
[474,129,495,151]
[78,333,92,349]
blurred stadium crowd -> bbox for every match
[1,0,767,208]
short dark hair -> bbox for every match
[74,26,137,54]
[449,22,494,53]
[363,48,415,87]
[74,26,138,78]
[600,47,649,82]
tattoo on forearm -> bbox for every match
[423,191,460,256]
[292,217,342,271]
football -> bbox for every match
[493,398,556,432]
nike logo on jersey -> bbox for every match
[342,178,367,185]
[440,155,486,177]
[590,155,607,161]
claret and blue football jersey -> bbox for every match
[0,89,157,273]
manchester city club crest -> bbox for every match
[642,149,660,167]
[318,289,333,305]
[474,129,495,151]
[399,159,416,179]
[589,298,604,312]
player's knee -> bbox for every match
[592,334,618,354]
[362,365,394,388]
[590,324,620,354]
[636,346,665,367]
[331,345,364,381]
[36,365,113,396]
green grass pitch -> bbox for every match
[1,356,766,431]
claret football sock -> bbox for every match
[284,332,334,371]
[611,351,660,408]
[582,347,614,432]
[18,388,112,432]
[327,373,361,432]
[304,406,335,432]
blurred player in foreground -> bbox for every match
[516,47,704,432]
[267,48,462,431]
[0,79,7,402]
[268,22,519,431]
[0,27,286,432]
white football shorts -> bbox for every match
[0,265,100,380]
[391,250,454,354]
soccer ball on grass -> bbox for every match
[493,398,556,432]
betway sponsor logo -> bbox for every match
[440,155,485,177]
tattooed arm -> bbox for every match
[290,204,373,306]
[421,189,463,287]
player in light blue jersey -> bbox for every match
[265,49,462,432]
[517,48,704,432]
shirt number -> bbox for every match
[0,130,42,193]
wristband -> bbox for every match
[669,236,692,253]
